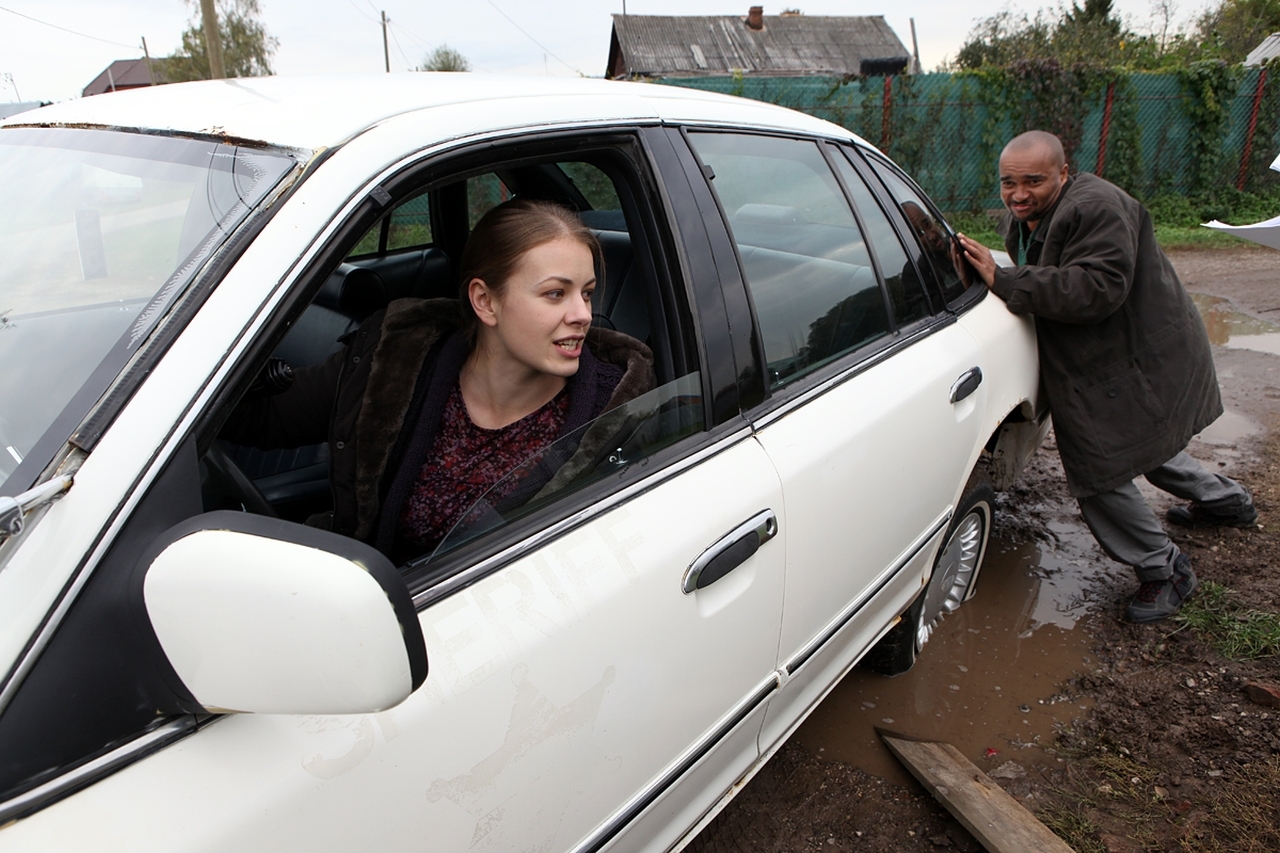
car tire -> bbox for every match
[860,478,995,677]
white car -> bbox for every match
[0,74,1044,851]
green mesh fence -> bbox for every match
[657,69,1279,214]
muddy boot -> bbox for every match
[1166,497,1257,529]
[1124,554,1199,624]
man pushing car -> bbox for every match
[958,130,1255,623]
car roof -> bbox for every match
[1,73,863,153]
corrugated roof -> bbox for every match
[608,13,910,78]
[83,59,168,98]
[1246,33,1280,67]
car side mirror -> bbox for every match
[139,511,427,715]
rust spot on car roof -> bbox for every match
[0,121,294,152]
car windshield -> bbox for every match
[0,127,298,494]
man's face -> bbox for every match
[999,145,1069,227]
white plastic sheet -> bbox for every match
[1199,153,1280,250]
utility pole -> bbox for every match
[382,11,390,72]
[909,18,921,75]
[200,0,226,79]
[141,37,157,86]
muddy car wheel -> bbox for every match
[860,480,994,676]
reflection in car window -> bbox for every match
[687,132,890,389]
[0,127,296,493]
[424,372,703,560]
[863,153,969,306]
[829,151,930,326]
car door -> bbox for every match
[0,129,785,853]
[681,130,989,751]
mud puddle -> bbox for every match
[793,522,1103,786]
[1192,292,1280,356]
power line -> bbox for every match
[345,0,378,24]
[387,24,412,70]
[484,0,583,76]
[0,4,139,50]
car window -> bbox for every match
[686,132,890,389]
[560,161,621,212]
[347,189,434,258]
[387,191,433,251]
[861,151,971,307]
[426,372,703,561]
[828,149,931,326]
[222,142,697,572]
[468,173,510,229]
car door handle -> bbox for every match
[683,510,778,594]
[949,366,983,403]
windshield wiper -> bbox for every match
[0,475,73,542]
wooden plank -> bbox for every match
[879,730,1075,853]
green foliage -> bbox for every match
[416,45,470,73]
[166,0,277,82]
[945,211,1003,249]
[1178,60,1245,193]
[1175,580,1280,659]
[1194,0,1280,63]
[954,0,1130,71]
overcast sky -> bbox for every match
[1,0,1212,104]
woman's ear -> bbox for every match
[468,278,499,328]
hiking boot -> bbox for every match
[1124,554,1199,624]
[1166,499,1257,529]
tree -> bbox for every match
[166,0,278,82]
[416,45,471,72]
[952,1,1180,70]
[1193,0,1280,62]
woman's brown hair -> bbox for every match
[457,198,603,342]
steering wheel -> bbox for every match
[203,441,279,518]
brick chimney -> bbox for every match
[746,6,764,30]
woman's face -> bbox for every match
[473,236,596,379]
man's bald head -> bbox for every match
[1002,131,1066,170]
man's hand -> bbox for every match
[957,234,998,289]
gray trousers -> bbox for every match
[1077,451,1251,582]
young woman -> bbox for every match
[225,198,655,560]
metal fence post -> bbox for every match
[881,75,893,150]
[1095,81,1116,178]
[1237,68,1268,192]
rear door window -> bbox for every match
[686,132,891,389]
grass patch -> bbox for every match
[1183,759,1280,852]
[1037,804,1108,853]
[945,212,1260,254]
[946,211,1004,250]
[1152,225,1262,251]
[1174,581,1280,660]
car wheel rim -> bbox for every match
[916,504,989,651]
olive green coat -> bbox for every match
[991,173,1222,497]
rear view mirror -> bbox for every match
[141,512,427,715]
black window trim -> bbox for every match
[848,145,989,315]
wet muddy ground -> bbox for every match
[688,247,1280,853]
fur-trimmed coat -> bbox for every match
[225,298,656,552]
[991,173,1222,497]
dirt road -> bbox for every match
[689,247,1280,853]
